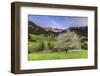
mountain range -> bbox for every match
[28,21,88,37]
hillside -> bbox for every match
[62,26,88,37]
[28,21,48,34]
[28,21,62,36]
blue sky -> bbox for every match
[28,15,88,29]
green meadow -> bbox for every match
[28,34,88,61]
[28,50,88,61]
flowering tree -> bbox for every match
[54,31,81,52]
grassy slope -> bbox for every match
[28,34,56,53]
[28,50,88,61]
[28,34,88,61]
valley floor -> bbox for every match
[28,50,88,61]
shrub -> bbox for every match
[81,41,88,50]
[48,42,54,50]
[80,37,88,50]
[39,41,45,51]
